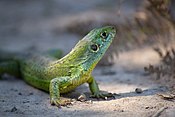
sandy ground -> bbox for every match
[0,1,175,117]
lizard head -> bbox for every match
[80,26,117,70]
[62,26,116,71]
[84,26,116,53]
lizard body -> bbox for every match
[0,26,116,106]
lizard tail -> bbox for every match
[0,50,20,77]
[0,50,19,61]
[0,61,20,77]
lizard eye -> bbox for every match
[100,31,108,39]
[91,44,99,52]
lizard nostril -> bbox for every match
[100,31,108,39]
[111,26,115,30]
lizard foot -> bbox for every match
[90,92,115,100]
[50,97,72,107]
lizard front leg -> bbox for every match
[49,77,72,107]
[87,76,114,99]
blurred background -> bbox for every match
[0,0,175,58]
[0,0,175,66]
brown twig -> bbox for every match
[151,107,168,117]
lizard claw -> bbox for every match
[90,92,115,100]
[50,97,72,107]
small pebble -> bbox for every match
[120,109,124,112]
[71,99,77,102]
[29,92,33,95]
[135,88,143,94]
[71,99,77,104]
[85,100,93,104]
[78,93,87,102]
[11,107,17,112]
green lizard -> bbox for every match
[0,26,116,106]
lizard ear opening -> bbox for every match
[90,44,99,52]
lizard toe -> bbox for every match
[50,97,72,107]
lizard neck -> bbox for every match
[54,40,99,73]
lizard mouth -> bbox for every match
[109,30,116,41]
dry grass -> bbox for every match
[144,45,175,89]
